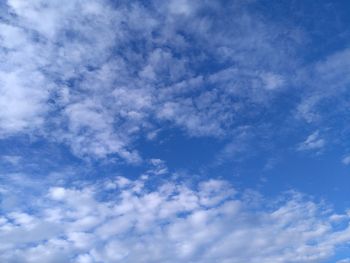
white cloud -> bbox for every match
[147,159,169,175]
[0,0,298,161]
[296,48,350,124]
[168,0,194,16]
[0,175,350,262]
[1,155,21,165]
[261,72,285,90]
[298,131,325,152]
[342,155,350,165]
[0,68,50,136]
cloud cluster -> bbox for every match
[1,174,350,263]
[0,0,298,162]
[2,1,350,262]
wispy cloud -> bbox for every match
[296,48,350,124]
[298,131,325,152]
[342,155,350,165]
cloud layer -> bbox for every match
[0,0,302,162]
[2,1,350,262]
[1,173,350,263]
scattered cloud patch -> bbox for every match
[1,155,22,165]
[342,156,350,165]
[261,72,285,90]
[0,175,350,262]
[298,131,325,152]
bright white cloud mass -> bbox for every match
[2,0,350,262]
[1,172,350,263]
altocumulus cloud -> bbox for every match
[0,0,297,162]
[2,0,350,262]
[1,173,350,263]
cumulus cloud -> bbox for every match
[0,174,350,262]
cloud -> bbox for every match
[0,0,300,162]
[261,72,285,91]
[147,159,169,175]
[1,174,350,262]
[1,0,130,158]
[167,0,194,16]
[296,48,350,124]
[3,1,350,262]
[298,131,325,152]
[342,156,350,165]
[1,155,22,165]
[0,23,51,136]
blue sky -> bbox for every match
[1,0,350,262]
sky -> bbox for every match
[1,0,350,262]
